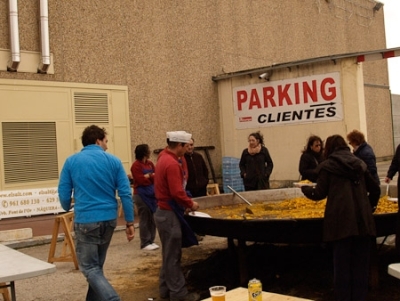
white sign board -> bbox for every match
[233,72,343,129]
[0,187,65,219]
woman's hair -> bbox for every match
[324,135,348,158]
[302,135,323,153]
[81,125,107,146]
[249,131,264,146]
[346,129,365,146]
[135,144,150,160]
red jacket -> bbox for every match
[154,148,193,210]
[130,159,155,195]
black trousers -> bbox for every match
[332,236,371,301]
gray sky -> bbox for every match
[381,0,400,94]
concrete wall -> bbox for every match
[0,0,392,185]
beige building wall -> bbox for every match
[0,0,392,187]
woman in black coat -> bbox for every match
[385,143,400,258]
[347,129,380,185]
[298,135,324,182]
[300,135,380,301]
[239,131,273,191]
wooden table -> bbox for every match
[388,263,400,279]
[0,244,56,301]
[202,287,313,301]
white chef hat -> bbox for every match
[166,131,192,143]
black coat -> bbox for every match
[184,151,209,196]
[299,150,323,182]
[239,146,273,190]
[353,142,380,184]
[387,144,400,209]
[301,147,380,242]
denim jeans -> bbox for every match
[74,219,120,301]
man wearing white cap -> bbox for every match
[154,131,200,301]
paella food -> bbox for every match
[199,195,398,220]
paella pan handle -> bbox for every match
[227,185,253,206]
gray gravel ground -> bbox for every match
[2,230,227,301]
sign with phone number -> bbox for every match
[0,187,66,219]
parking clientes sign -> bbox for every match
[233,72,343,129]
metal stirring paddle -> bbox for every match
[227,185,252,206]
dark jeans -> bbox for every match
[396,211,400,258]
[332,236,371,301]
[74,219,120,301]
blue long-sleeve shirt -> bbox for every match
[58,144,134,223]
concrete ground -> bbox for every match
[0,229,227,301]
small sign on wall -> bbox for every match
[233,72,343,129]
[0,187,65,219]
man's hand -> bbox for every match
[126,224,135,242]
[191,201,199,211]
[385,177,391,184]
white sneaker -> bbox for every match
[151,243,160,249]
[142,243,159,251]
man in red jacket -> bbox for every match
[154,131,200,301]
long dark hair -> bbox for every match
[324,135,348,158]
[302,135,323,154]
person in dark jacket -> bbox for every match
[239,131,273,191]
[184,138,209,197]
[298,135,324,182]
[299,134,380,301]
[385,143,400,258]
[347,129,380,185]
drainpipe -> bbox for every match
[38,0,50,73]
[7,0,20,72]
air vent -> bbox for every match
[2,122,59,184]
[74,92,109,124]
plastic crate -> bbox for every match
[223,176,243,186]
[223,183,244,193]
[222,168,240,176]
[222,156,240,164]
[223,163,240,170]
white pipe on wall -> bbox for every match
[38,0,50,73]
[8,0,20,71]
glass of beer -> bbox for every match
[209,286,226,301]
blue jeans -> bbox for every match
[74,220,120,301]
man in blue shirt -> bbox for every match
[58,125,134,301]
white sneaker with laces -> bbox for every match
[142,243,159,251]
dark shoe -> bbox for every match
[170,292,200,301]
